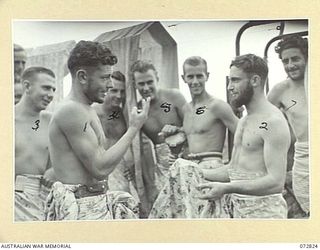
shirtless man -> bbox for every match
[197,54,290,219]
[46,41,150,221]
[149,56,238,218]
[14,44,27,104]
[267,35,309,216]
[93,71,136,195]
[15,66,56,221]
[130,60,187,200]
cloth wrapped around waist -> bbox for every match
[45,181,139,221]
[292,141,309,214]
[15,174,51,221]
[149,157,229,219]
[227,168,287,219]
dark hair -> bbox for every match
[230,54,268,83]
[22,66,55,81]
[14,44,25,52]
[130,60,157,74]
[275,35,308,59]
[183,56,208,74]
[130,60,158,81]
[67,40,117,76]
[111,71,126,83]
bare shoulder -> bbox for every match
[53,101,89,125]
[262,105,290,139]
[92,103,103,115]
[268,79,290,97]
[208,97,231,113]
[159,88,186,103]
[40,110,53,124]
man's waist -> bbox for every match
[59,180,109,199]
[15,174,52,192]
[187,152,223,160]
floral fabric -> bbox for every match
[45,182,139,221]
[149,158,229,219]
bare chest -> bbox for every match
[281,90,308,121]
[234,119,264,151]
[15,119,49,154]
[183,105,218,134]
[99,115,126,140]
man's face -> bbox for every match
[14,50,27,83]
[281,47,306,81]
[86,64,113,104]
[133,69,158,100]
[228,66,254,108]
[104,78,125,108]
[14,83,23,105]
[182,64,208,96]
[27,73,56,111]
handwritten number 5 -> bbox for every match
[32,120,40,131]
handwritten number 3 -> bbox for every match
[32,120,40,131]
[259,122,268,130]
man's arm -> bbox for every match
[55,99,150,180]
[172,89,187,121]
[212,100,239,134]
[267,82,286,108]
[201,165,230,182]
[198,116,290,199]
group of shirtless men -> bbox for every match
[14,34,309,221]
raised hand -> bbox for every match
[130,97,151,130]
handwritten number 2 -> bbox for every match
[32,120,40,131]
[259,122,268,130]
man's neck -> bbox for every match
[245,91,267,115]
[191,91,210,105]
[289,77,305,88]
[102,103,121,114]
[69,82,92,105]
[16,97,41,118]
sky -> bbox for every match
[13,20,308,102]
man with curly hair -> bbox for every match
[46,41,150,221]
[267,35,309,217]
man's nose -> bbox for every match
[191,77,199,85]
[143,84,149,91]
[227,82,234,91]
[47,89,55,98]
[287,60,296,69]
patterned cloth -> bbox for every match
[154,143,176,191]
[45,182,139,221]
[292,142,309,214]
[149,157,230,219]
[15,175,51,221]
[227,168,287,219]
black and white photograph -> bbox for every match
[13,19,309,222]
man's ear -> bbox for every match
[206,72,210,80]
[250,74,261,87]
[181,75,186,83]
[22,80,31,93]
[76,69,87,84]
